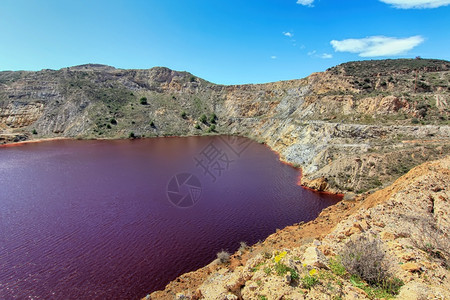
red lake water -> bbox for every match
[0,136,341,299]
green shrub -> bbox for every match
[209,113,217,124]
[110,118,117,125]
[275,263,288,275]
[129,132,136,139]
[150,121,155,127]
[290,268,299,281]
[350,275,403,298]
[207,124,216,132]
[32,129,37,135]
[181,111,187,119]
[199,114,207,124]
[301,274,319,289]
[195,123,201,129]
[329,256,346,276]
[251,262,264,272]
[380,277,404,295]
[140,97,148,105]
[274,263,298,280]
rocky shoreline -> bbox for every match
[146,156,450,299]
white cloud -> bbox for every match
[283,32,294,38]
[379,0,450,8]
[330,35,424,57]
[297,0,314,6]
[307,50,332,59]
[271,56,277,59]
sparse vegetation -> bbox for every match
[328,59,450,78]
[329,256,346,277]
[301,274,319,289]
[239,241,248,252]
[349,275,403,299]
[411,216,450,268]
[251,262,264,272]
[274,263,292,277]
[216,250,230,264]
[340,235,404,297]
[341,235,390,284]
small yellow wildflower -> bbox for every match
[274,251,287,263]
[309,269,317,276]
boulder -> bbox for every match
[401,262,421,273]
[302,246,329,269]
[397,282,431,300]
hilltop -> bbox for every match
[1,58,449,194]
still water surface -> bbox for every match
[0,136,340,299]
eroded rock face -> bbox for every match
[302,177,328,192]
[0,102,44,128]
[1,59,449,193]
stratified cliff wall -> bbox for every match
[1,59,449,193]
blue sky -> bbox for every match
[1,0,449,84]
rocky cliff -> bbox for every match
[1,59,449,193]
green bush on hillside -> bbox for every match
[209,113,217,124]
[199,114,207,124]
